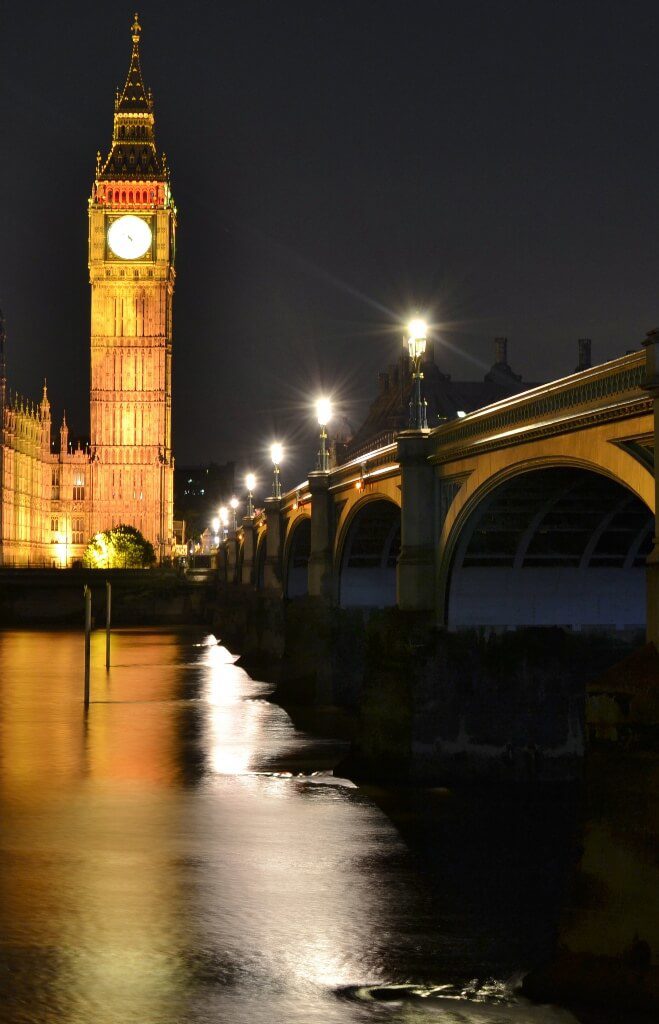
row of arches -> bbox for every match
[273,466,652,632]
[106,188,155,205]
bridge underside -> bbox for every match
[339,500,400,608]
[448,467,653,633]
[285,518,310,598]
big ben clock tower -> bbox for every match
[88,13,175,559]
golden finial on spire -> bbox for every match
[132,12,141,43]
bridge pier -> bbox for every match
[223,535,236,583]
[644,330,659,648]
[262,497,284,591]
[240,516,257,586]
[396,430,436,611]
[307,471,334,599]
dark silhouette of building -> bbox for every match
[174,462,235,539]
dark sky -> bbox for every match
[1,0,658,490]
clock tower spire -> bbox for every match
[88,13,175,560]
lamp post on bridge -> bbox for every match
[406,318,428,430]
[270,443,283,499]
[219,505,229,540]
[316,397,332,472]
[245,473,256,518]
[229,496,239,533]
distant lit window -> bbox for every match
[73,473,85,501]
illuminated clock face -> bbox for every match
[107,215,152,259]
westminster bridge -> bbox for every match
[221,338,659,645]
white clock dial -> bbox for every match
[107,215,152,259]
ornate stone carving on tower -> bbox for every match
[88,12,175,559]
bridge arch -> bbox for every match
[336,495,401,608]
[284,514,311,598]
[441,462,653,632]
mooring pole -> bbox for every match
[105,580,112,670]
[84,585,91,706]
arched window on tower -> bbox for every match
[121,191,126,203]
[129,190,133,204]
[142,190,147,204]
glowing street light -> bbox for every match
[212,515,220,533]
[270,442,283,499]
[315,396,332,472]
[245,472,256,517]
[229,495,239,532]
[405,317,428,429]
[219,505,229,538]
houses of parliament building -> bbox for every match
[0,15,175,566]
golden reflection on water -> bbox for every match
[0,629,579,1024]
[0,629,401,1024]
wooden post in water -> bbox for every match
[105,580,112,670]
[84,585,92,705]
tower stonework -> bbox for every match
[88,13,175,558]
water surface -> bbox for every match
[0,629,582,1023]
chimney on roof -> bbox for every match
[576,338,591,372]
[484,336,521,384]
[494,337,508,365]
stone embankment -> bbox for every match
[0,567,215,626]
[212,585,635,783]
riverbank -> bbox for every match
[0,567,215,625]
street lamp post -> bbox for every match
[229,496,239,532]
[245,473,256,517]
[315,397,332,472]
[270,443,283,499]
[219,505,229,538]
[406,318,428,429]
[211,515,220,548]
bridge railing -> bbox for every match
[428,350,649,459]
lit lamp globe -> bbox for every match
[406,318,427,361]
[211,516,220,533]
[229,495,239,532]
[316,397,332,427]
[219,506,229,535]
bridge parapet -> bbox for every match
[429,351,649,463]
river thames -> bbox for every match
[0,629,586,1023]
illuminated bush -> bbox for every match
[82,524,156,569]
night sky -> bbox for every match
[1,0,658,491]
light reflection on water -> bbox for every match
[0,629,580,1024]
